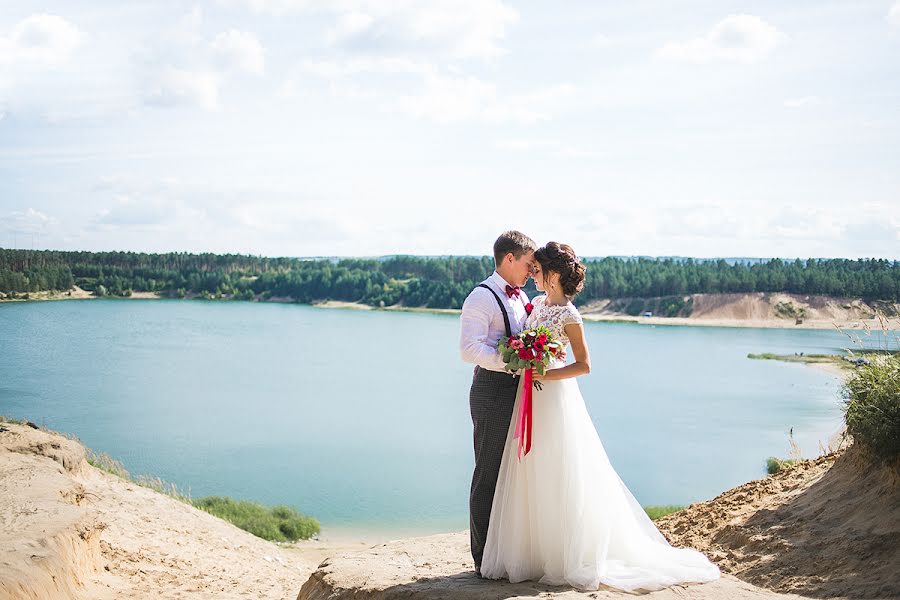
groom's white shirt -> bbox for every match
[459,271,530,373]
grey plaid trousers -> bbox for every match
[469,365,519,569]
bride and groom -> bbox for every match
[459,231,721,592]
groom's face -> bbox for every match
[511,250,536,287]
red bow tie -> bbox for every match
[505,285,520,298]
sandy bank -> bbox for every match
[657,444,899,598]
[4,419,897,599]
[0,420,369,600]
[0,286,162,303]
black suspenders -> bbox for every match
[477,283,512,338]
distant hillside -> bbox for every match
[1,249,899,309]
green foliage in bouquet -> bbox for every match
[497,324,562,376]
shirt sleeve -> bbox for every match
[459,288,507,371]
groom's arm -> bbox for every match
[459,290,506,371]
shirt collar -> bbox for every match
[490,270,515,290]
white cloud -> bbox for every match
[784,96,821,108]
[299,56,431,78]
[397,72,503,122]
[585,33,613,49]
[889,2,900,26]
[657,14,785,64]
[210,29,265,74]
[494,138,559,151]
[143,67,220,110]
[93,195,177,227]
[399,76,574,123]
[135,12,267,110]
[0,208,56,234]
[299,57,574,123]
[326,11,376,45]
[227,0,313,14]
[0,14,87,114]
[233,0,518,60]
[0,14,84,67]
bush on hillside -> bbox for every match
[843,354,900,463]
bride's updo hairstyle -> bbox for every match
[534,242,586,298]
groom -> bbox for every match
[459,230,537,576]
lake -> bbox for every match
[0,299,856,539]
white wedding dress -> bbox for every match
[480,294,721,592]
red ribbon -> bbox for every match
[514,368,534,459]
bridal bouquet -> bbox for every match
[497,324,562,380]
[497,325,563,460]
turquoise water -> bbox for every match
[0,299,855,537]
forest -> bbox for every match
[1,249,898,309]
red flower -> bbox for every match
[525,302,534,315]
[534,340,544,352]
[537,333,547,344]
[518,348,530,360]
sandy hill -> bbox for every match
[2,420,898,600]
[581,292,900,330]
[657,445,900,599]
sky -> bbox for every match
[1,1,899,259]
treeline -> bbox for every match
[1,249,898,307]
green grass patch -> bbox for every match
[86,449,131,479]
[643,505,684,520]
[192,496,320,542]
[749,352,835,360]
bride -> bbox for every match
[479,242,721,592]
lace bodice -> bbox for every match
[525,294,583,349]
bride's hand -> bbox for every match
[532,368,551,381]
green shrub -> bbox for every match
[843,354,900,463]
[192,496,320,542]
[766,457,797,474]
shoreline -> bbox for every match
[3,286,898,331]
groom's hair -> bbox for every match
[493,230,537,265]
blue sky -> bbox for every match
[1,1,898,258]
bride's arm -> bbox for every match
[534,323,590,381]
